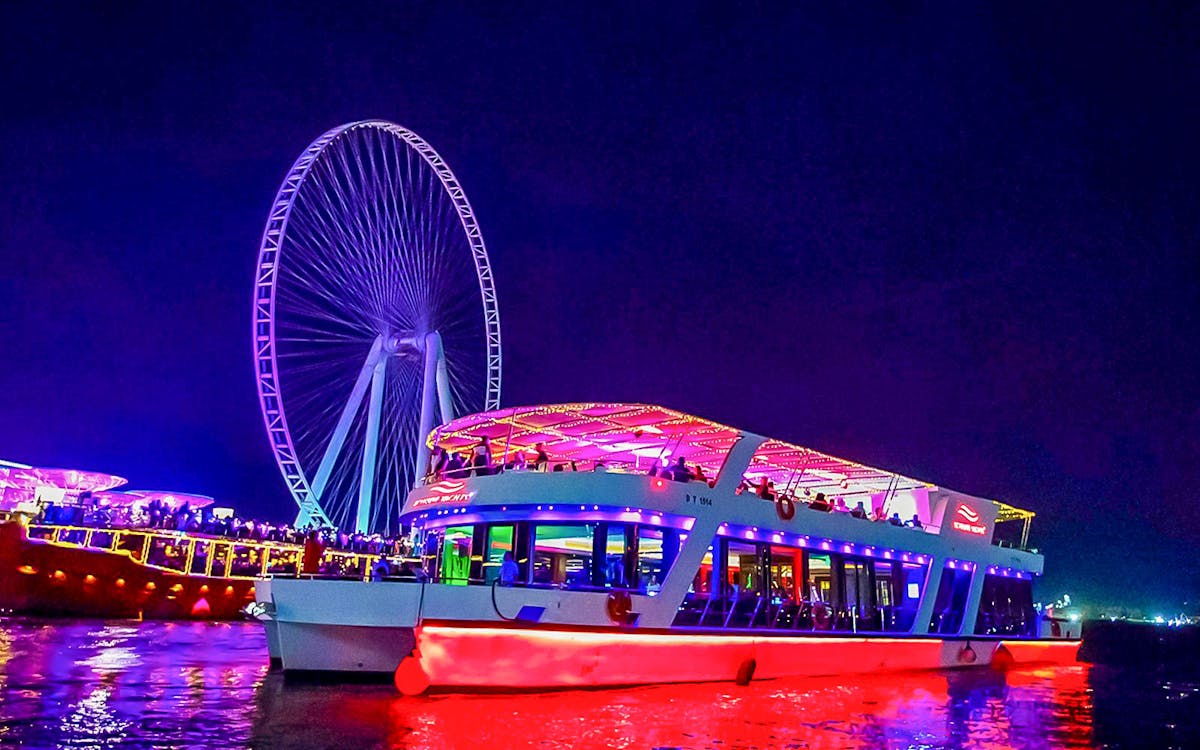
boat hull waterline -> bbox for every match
[271,618,1080,694]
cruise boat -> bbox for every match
[254,403,1081,694]
[0,463,383,619]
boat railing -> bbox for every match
[18,522,381,581]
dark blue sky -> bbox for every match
[1,2,1196,612]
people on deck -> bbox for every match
[810,492,831,512]
[445,451,467,478]
[851,501,868,519]
[370,553,391,581]
[430,447,449,479]
[889,512,904,526]
[671,456,692,482]
[906,514,923,529]
[301,530,325,575]
[471,437,492,476]
[533,443,549,472]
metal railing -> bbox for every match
[18,522,381,581]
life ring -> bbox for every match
[812,602,831,630]
[775,495,796,521]
[957,643,978,664]
[606,590,632,624]
[394,652,431,696]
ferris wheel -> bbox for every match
[253,121,501,534]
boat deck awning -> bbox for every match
[431,403,1035,518]
[431,403,742,476]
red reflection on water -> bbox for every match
[249,667,1096,750]
[0,621,1102,750]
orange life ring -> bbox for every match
[606,590,633,624]
[775,495,796,521]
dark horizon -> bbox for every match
[1,3,1197,614]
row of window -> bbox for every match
[420,521,682,593]
[414,522,1036,636]
[672,536,927,633]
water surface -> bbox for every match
[0,620,1195,749]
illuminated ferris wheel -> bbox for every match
[253,120,501,534]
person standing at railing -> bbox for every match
[471,437,493,476]
[429,447,449,481]
[444,452,467,479]
[532,443,549,472]
[302,530,324,575]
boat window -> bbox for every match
[439,525,473,585]
[532,523,600,588]
[636,528,683,595]
[725,539,760,598]
[688,544,716,595]
[974,574,1036,636]
[807,553,832,603]
[891,562,928,631]
[209,542,230,577]
[190,540,211,576]
[117,532,148,563]
[266,546,302,577]
[147,537,190,573]
[481,525,514,584]
[930,565,974,634]
[766,546,803,603]
[230,545,264,578]
[840,558,871,629]
[420,527,444,581]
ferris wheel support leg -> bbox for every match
[414,332,449,487]
[435,343,453,427]
[355,356,388,534]
[307,336,385,514]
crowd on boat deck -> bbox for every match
[426,441,926,530]
[743,479,925,529]
[425,441,712,485]
[32,497,414,556]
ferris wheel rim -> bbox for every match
[252,119,502,527]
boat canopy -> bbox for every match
[0,464,127,493]
[93,490,216,510]
[431,402,741,475]
[430,403,1034,518]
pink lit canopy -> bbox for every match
[429,403,934,499]
[0,464,127,494]
[92,490,215,510]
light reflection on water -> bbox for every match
[0,619,1195,749]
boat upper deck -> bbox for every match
[423,402,1034,530]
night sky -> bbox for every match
[1,3,1196,613]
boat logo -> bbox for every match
[950,503,986,536]
[410,480,476,508]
